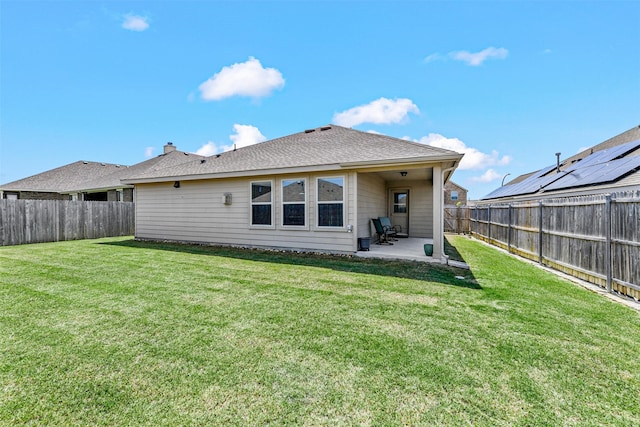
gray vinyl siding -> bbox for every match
[135,173,357,253]
[410,181,434,238]
[356,173,387,239]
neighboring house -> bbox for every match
[482,125,640,202]
[0,143,202,201]
[444,180,468,205]
[122,125,463,259]
[0,161,125,201]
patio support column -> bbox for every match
[432,164,444,260]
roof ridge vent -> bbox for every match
[320,126,332,131]
[304,129,315,134]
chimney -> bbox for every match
[164,142,177,154]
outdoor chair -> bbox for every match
[379,216,407,238]
[371,218,394,245]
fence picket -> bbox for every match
[469,191,640,301]
[0,200,134,246]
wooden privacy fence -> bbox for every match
[470,191,640,301]
[0,200,135,246]
[444,205,471,234]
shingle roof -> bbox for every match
[63,150,205,192]
[0,161,125,192]
[1,149,204,193]
[123,125,462,183]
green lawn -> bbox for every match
[1,236,639,426]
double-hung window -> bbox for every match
[317,177,344,227]
[282,179,306,226]
[251,181,272,226]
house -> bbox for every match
[0,143,202,201]
[444,180,468,205]
[122,125,463,260]
[0,161,124,201]
[482,125,640,202]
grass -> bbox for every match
[1,236,639,426]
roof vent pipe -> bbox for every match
[555,152,561,173]
[164,142,177,154]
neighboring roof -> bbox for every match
[63,150,205,193]
[0,147,203,194]
[123,125,463,183]
[483,125,640,201]
[445,180,468,192]
[0,161,125,193]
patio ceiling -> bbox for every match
[374,167,433,181]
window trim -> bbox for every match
[315,175,345,229]
[249,180,274,228]
[281,177,308,229]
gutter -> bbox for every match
[122,155,464,185]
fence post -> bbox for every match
[475,206,479,236]
[487,204,492,243]
[538,201,543,264]
[507,204,512,253]
[605,194,612,293]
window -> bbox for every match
[251,181,272,226]
[317,177,344,227]
[451,191,458,201]
[282,179,306,226]
[393,192,408,213]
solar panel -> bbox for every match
[567,139,640,169]
[481,138,640,200]
[483,165,560,199]
[544,155,640,191]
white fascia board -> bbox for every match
[122,155,463,185]
[340,154,463,169]
[121,164,345,184]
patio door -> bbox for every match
[390,189,409,235]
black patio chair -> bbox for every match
[379,216,407,238]
[371,218,394,245]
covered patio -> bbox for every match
[354,236,469,269]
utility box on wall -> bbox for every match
[222,193,232,205]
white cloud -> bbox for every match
[333,98,420,127]
[122,14,149,31]
[144,146,155,158]
[449,47,508,66]
[195,124,267,156]
[415,133,512,170]
[228,124,267,150]
[195,142,218,157]
[198,57,285,101]
[424,53,443,63]
[470,169,502,183]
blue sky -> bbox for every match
[1,1,639,199]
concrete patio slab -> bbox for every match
[354,237,469,269]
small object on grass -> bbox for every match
[455,275,466,280]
